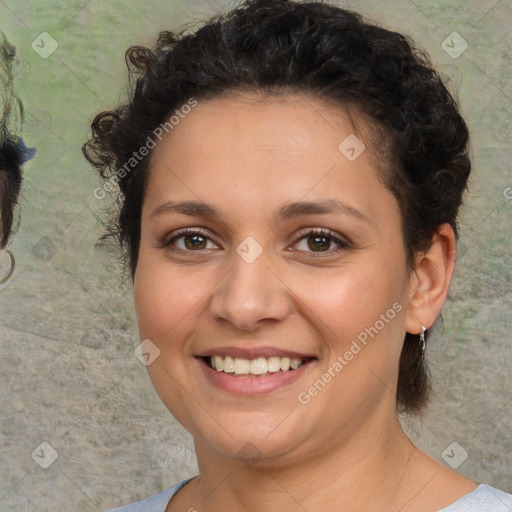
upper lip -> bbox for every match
[196,345,317,360]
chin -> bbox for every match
[199,432,300,468]
[188,408,314,466]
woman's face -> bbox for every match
[134,93,417,465]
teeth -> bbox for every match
[223,356,235,373]
[208,355,306,375]
[290,358,301,370]
[267,357,281,372]
[214,355,223,372]
[234,358,251,375]
[250,358,267,375]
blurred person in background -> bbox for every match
[0,31,36,284]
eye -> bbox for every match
[162,228,219,252]
[292,228,350,256]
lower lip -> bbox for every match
[196,357,316,395]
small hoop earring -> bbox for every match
[0,249,15,284]
[420,324,427,360]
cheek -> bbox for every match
[133,252,215,345]
[303,261,407,381]
[297,264,394,333]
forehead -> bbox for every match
[152,92,370,155]
[144,92,399,228]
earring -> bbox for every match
[419,324,427,360]
[0,249,15,284]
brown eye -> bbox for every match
[182,234,208,250]
[293,229,349,256]
[307,233,331,252]
[163,228,219,252]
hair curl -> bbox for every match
[83,0,471,414]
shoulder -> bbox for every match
[439,484,512,511]
[104,477,196,512]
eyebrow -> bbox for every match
[151,199,371,224]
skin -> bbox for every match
[133,93,477,512]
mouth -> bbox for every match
[194,346,318,394]
[200,355,316,377]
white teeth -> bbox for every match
[267,357,281,373]
[250,358,267,375]
[208,355,307,375]
[214,355,223,372]
[223,356,235,373]
[234,358,250,374]
[290,358,302,370]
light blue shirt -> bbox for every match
[105,478,512,512]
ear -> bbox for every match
[405,223,457,335]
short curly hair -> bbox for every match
[83,0,471,414]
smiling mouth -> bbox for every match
[201,355,316,376]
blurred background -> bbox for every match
[0,0,510,510]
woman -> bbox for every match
[83,1,512,510]
[0,31,35,283]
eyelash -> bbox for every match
[161,227,350,257]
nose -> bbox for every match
[208,243,293,332]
